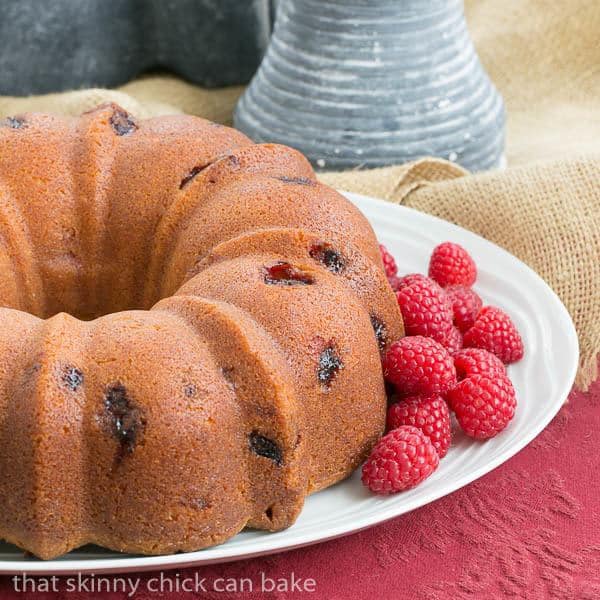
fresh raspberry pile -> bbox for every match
[446,285,482,333]
[383,336,457,396]
[378,241,524,363]
[387,394,452,458]
[395,278,453,345]
[445,326,464,354]
[365,242,526,495]
[429,241,477,287]
[361,426,439,493]
[463,306,524,364]
[379,244,398,279]
[394,272,431,292]
[454,347,506,381]
[446,374,517,439]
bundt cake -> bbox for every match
[0,103,403,559]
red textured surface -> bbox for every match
[1,375,599,599]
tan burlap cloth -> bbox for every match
[0,0,598,388]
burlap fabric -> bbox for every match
[0,0,598,388]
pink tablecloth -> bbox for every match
[2,372,598,599]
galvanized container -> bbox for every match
[235,0,505,171]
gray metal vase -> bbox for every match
[235,0,505,172]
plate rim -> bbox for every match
[0,192,579,575]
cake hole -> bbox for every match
[110,108,138,136]
[317,345,344,388]
[249,432,283,466]
[309,241,346,274]
[264,262,315,286]
[265,505,274,521]
[104,383,145,460]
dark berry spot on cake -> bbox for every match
[249,432,283,466]
[309,241,346,274]
[180,163,211,189]
[227,154,240,167]
[25,361,41,378]
[104,383,145,459]
[370,314,388,351]
[109,108,138,136]
[180,496,211,510]
[195,498,212,510]
[180,154,239,188]
[276,176,315,186]
[61,365,84,391]
[184,383,197,397]
[221,367,237,389]
[2,116,26,129]
[264,262,315,286]
[318,345,344,388]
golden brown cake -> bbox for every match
[0,103,403,559]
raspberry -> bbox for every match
[446,285,483,333]
[394,272,432,292]
[445,326,463,354]
[264,262,314,286]
[387,275,402,292]
[429,242,477,288]
[463,306,524,364]
[395,278,453,344]
[454,347,506,381]
[446,374,517,439]
[361,426,439,494]
[379,244,398,278]
[387,395,451,458]
[383,336,457,395]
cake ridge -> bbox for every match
[153,174,382,301]
[30,313,89,558]
[0,182,45,315]
[174,252,389,492]
[143,143,314,305]
[154,294,308,531]
[72,104,123,320]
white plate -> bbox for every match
[0,192,578,575]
